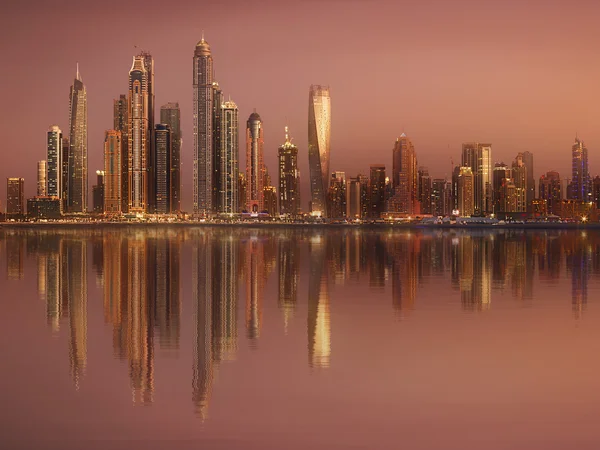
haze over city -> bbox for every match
[2,0,600,210]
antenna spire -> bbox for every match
[76,61,80,81]
[202,30,205,41]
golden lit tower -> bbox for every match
[245,112,265,213]
[308,85,331,216]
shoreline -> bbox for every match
[1,221,599,230]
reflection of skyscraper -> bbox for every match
[244,237,264,341]
[278,236,300,331]
[6,237,25,280]
[68,66,88,213]
[65,239,87,388]
[307,234,331,368]
[390,233,418,314]
[154,233,181,350]
[308,85,331,216]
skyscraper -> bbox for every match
[492,162,511,213]
[458,167,474,216]
[154,124,171,214]
[61,137,70,210]
[218,100,239,214]
[522,151,534,210]
[391,134,418,214]
[245,112,265,213]
[278,126,300,216]
[346,177,362,219]
[328,171,346,218]
[193,37,214,216]
[92,171,105,213]
[461,142,492,214]
[114,95,129,213]
[104,130,122,214]
[139,52,155,213]
[512,153,527,212]
[368,165,386,218]
[160,102,182,212]
[37,160,47,197]
[68,64,88,213]
[418,166,432,214]
[308,85,331,216]
[47,126,62,198]
[539,171,562,215]
[571,136,590,201]
[6,178,25,216]
[128,55,150,213]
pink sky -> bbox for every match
[1,0,600,211]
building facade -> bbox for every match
[458,167,474,217]
[571,137,590,201]
[104,130,122,214]
[278,127,300,216]
[37,160,47,197]
[7,178,25,216]
[368,165,386,218]
[539,171,562,215]
[154,124,171,214]
[391,134,418,214]
[47,126,62,198]
[114,95,129,213]
[461,142,492,214]
[218,100,239,214]
[308,85,331,216]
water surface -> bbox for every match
[2,227,600,449]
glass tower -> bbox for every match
[68,65,88,213]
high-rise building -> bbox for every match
[346,177,362,219]
[571,137,590,201]
[522,151,534,210]
[92,171,105,213]
[263,185,278,216]
[458,167,474,217]
[278,126,300,216]
[47,126,62,198]
[593,176,600,209]
[328,172,346,218]
[139,52,155,213]
[154,124,171,214]
[368,165,386,218]
[128,55,150,213]
[500,177,517,212]
[245,112,265,213]
[61,137,70,210]
[391,134,418,214]
[512,154,527,212]
[492,162,511,213]
[37,160,47,197]
[238,173,246,213]
[212,83,223,211]
[358,174,369,219]
[68,64,88,213]
[461,142,492,214]
[308,85,331,216]
[104,130,122,214]
[418,166,432,214]
[193,37,215,216]
[431,178,446,217]
[7,178,25,216]
[160,103,182,212]
[114,95,129,213]
[217,100,239,214]
[539,171,562,215]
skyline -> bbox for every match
[3,1,600,210]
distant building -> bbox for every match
[113,95,129,213]
[346,177,362,219]
[238,173,246,213]
[539,171,562,215]
[418,166,432,214]
[6,178,25,216]
[492,162,511,213]
[358,174,369,219]
[217,100,239,214]
[368,165,386,218]
[431,178,448,216]
[104,130,122,214]
[531,199,547,216]
[512,154,527,212]
[92,171,105,213]
[37,160,47,197]
[47,126,63,198]
[458,167,474,217]
[461,142,492,214]
[391,134,418,214]
[263,186,278,216]
[328,172,346,218]
[28,197,62,219]
[522,151,534,211]
[593,176,600,209]
[154,124,171,214]
[160,102,182,212]
[570,137,590,201]
[278,126,300,216]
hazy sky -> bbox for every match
[1,0,600,211]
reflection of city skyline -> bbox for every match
[8,228,600,417]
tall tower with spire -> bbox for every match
[278,126,300,215]
[245,111,265,213]
[128,55,150,213]
[68,64,88,212]
[571,136,590,201]
[193,35,215,216]
[308,85,331,216]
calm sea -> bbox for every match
[2,227,600,449]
